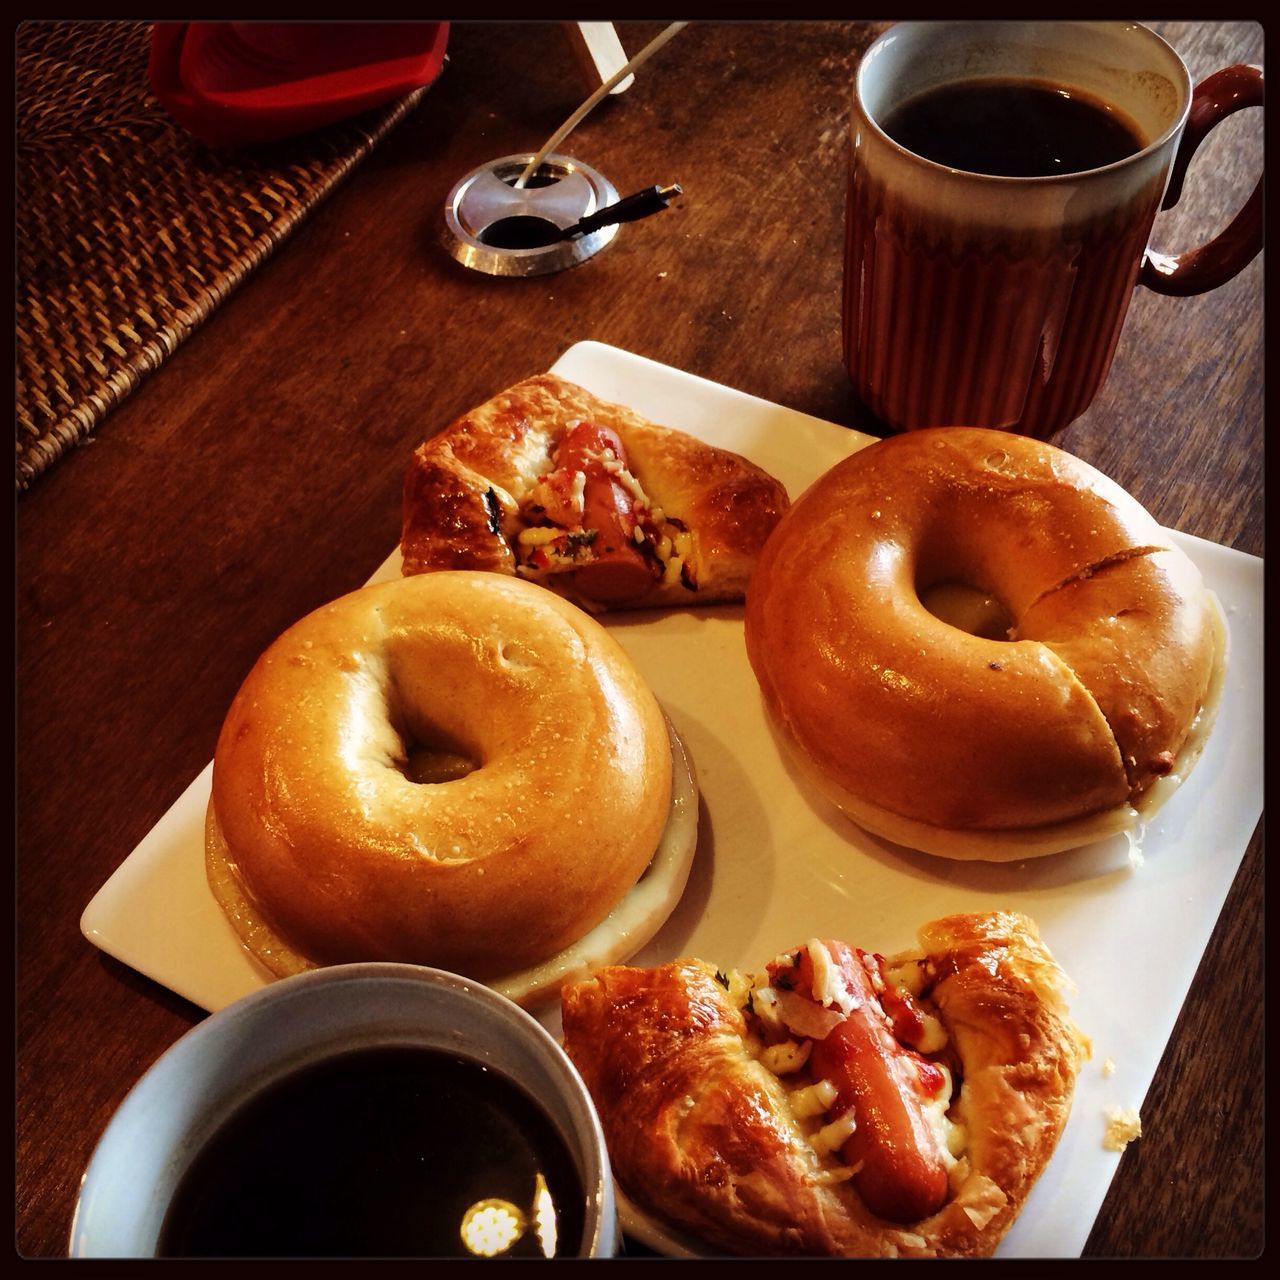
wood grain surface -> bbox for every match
[15,20,1263,1259]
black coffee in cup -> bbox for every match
[880,77,1146,178]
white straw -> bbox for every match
[515,22,689,189]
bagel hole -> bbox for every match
[393,718,480,785]
[919,580,1014,640]
[403,743,477,785]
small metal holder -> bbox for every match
[442,152,620,277]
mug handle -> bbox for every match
[1140,63,1263,297]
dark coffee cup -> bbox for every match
[843,21,1263,438]
[70,965,617,1257]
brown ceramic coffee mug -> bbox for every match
[843,21,1263,438]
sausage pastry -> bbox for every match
[560,912,1089,1257]
[401,374,789,611]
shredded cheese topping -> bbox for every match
[811,1106,859,1156]
[789,1078,839,1119]
[760,1039,812,1076]
[807,938,858,1014]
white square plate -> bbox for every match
[82,340,1264,1258]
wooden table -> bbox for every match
[15,21,1263,1259]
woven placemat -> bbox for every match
[15,21,432,493]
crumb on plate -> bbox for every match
[1103,1105,1142,1151]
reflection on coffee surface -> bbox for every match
[881,78,1146,177]
[157,1047,586,1258]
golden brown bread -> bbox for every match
[206,571,674,981]
[743,428,1222,859]
[561,911,1088,1257]
[401,373,789,610]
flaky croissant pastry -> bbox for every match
[401,374,788,611]
[561,911,1088,1257]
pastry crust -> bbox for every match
[401,373,789,610]
[560,911,1088,1257]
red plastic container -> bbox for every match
[150,22,449,148]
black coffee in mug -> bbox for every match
[880,77,1146,177]
[844,22,1264,439]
